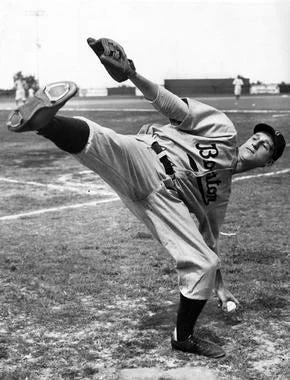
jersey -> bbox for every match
[136,95,238,254]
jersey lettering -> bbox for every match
[193,143,221,205]
[196,143,218,159]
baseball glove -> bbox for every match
[87,37,136,82]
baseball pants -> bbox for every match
[43,116,220,300]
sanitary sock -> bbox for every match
[37,116,90,154]
[176,293,207,341]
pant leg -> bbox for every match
[121,187,220,300]
[74,117,168,201]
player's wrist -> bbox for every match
[128,70,137,80]
[127,59,136,79]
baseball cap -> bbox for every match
[254,123,286,161]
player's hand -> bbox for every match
[216,287,240,312]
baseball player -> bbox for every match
[233,75,244,102]
[7,38,286,358]
[14,78,26,106]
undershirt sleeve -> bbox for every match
[150,85,190,123]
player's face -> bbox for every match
[239,132,274,168]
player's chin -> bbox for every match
[240,155,259,169]
[240,151,253,163]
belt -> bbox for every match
[151,141,175,177]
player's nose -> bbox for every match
[252,139,260,148]
[251,143,258,151]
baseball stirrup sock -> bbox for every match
[37,116,90,154]
[176,293,207,341]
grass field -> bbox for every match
[0,96,289,379]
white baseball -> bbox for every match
[226,301,236,312]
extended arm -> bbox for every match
[87,37,190,124]
[215,269,239,311]
[128,72,158,101]
[88,38,230,132]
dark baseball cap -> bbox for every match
[254,123,286,161]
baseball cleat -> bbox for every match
[171,334,225,358]
[7,81,78,132]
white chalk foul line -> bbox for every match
[0,197,119,221]
[232,168,290,182]
[220,232,237,236]
[63,108,290,114]
[0,168,289,222]
[2,106,289,113]
[223,109,290,114]
[0,177,101,195]
[272,114,289,118]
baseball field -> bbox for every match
[0,94,289,379]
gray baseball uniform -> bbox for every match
[74,86,238,299]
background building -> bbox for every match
[164,78,250,96]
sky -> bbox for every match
[1,0,290,89]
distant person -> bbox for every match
[14,78,26,106]
[7,38,286,359]
[233,75,244,103]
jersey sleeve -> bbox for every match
[150,86,192,124]
[176,98,237,141]
[150,87,236,142]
